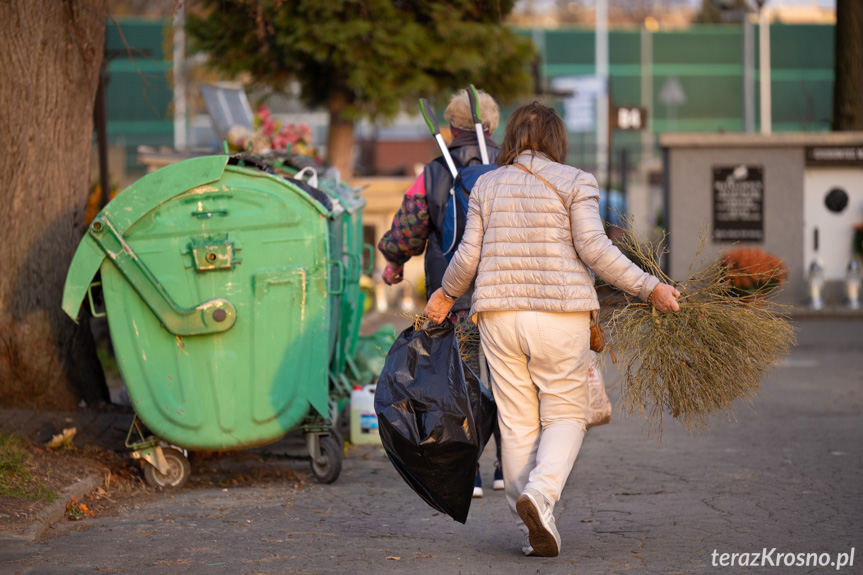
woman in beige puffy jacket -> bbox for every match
[424,102,680,558]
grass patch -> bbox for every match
[0,433,57,501]
[0,432,29,474]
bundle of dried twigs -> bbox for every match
[407,313,480,363]
[603,222,796,438]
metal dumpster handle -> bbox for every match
[191,208,229,219]
[87,282,107,318]
[347,245,375,279]
[345,252,361,282]
[327,259,346,295]
[88,214,237,336]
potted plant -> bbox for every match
[721,246,788,298]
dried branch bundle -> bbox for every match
[406,313,480,363]
[605,222,796,438]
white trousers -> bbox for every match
[476,310,589,534]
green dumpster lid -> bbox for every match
[62,154,343,322]
[63,156,232,322]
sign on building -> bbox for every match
[550,75,604,133]
[712,165,764,242]
[805,146,863,166]
[611,106,647,131]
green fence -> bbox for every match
[520,24,834,171]
[104,20,835,175]
[104,18,173,171]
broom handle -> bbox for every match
[419,98,459,179]
[468,85,490,165]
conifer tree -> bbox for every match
[187,0,535,176]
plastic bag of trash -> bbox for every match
[374,320,496,523]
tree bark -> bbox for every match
[832,0,863,131]
[0,0,110,409]
[326,88,355,179]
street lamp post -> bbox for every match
[714,0,769,134]
[596,0,609,184]
[756,0,772,135]
[173,3,187,151]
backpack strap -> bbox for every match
[513,163,568,214]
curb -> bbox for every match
[19,473,103,541]
[789,307,863,320]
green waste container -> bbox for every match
[62,154,373,488]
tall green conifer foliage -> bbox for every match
[186,0,535,176]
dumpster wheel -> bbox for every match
[143,447,191,489]
[310,434,342,484]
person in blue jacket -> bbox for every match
[378,88,503,496]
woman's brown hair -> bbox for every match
[497,101,569,166]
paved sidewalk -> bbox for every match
[1,318,861,575]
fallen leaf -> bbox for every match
[386,556,401,561]
[47,428,77,449]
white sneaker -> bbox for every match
[472,486,484,498]
[516,488,560,557]
[493,464,504,490]
[522,534,540,557]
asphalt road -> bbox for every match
[5,318,863,575]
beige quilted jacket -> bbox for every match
[441,151,659,317]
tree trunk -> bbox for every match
[832,0,863,131]
[326,88,355,179]
[0,0,110,410]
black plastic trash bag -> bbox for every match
[374,320,496,524]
